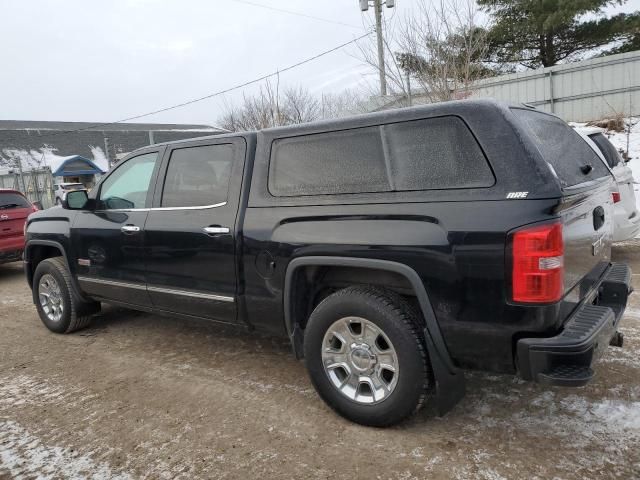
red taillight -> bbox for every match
[512,222,564,303]
[612,192,621,203]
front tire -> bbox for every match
[33,257,99,333]
[304,286,432,427]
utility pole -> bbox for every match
[104,136,113,168]
[16,159,27,195]
[373,0,387,96]
[360,0,395,97]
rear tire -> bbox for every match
[33,257,100,333]
[304,286,432,427]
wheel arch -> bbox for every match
[284,256,466,415]
[284,257,451,366]
[25,240,87,301]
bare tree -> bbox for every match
[220,81,321,132]
[283,86,322,124]
[357,0,493,104]
[319,89,371,119]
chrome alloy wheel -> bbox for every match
[38,274,64,323]
[321,317,399,404]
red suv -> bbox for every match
[0,189,38,265]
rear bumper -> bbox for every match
[516,263,633,386]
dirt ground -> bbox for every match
[1,244,639,480]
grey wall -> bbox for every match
[469,50,640,121]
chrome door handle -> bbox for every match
[121,225,141,233]
[203,226,230,235]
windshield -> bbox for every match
[590,133,622,169]
[0,193,31,209]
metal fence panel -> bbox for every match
[0,168,55,208]
[371,50,640,122]
[469,50,640,121]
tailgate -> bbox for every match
[511,108,616,303]
[560,180,614,298]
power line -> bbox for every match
[2,32,373,145]
[228,0,363,30]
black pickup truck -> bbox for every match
[24,100,632,426]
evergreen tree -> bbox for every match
[396,26,498,84]
[478,0,640,68]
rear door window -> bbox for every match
[0,193,30,209]
[268,116,493,197]
[589,133,621,169]
[512,109,610,187]
[161,144,234,208]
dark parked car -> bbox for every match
[0,189,38,265]
[23,100,632,426]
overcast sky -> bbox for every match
[1,0,639,127]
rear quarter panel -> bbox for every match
[242,199,562,373]
[242,101,574,373]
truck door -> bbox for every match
[143,138,246,323]
[71,150,162,307]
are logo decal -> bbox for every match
[506,192,529,199]
[0,214,9,220]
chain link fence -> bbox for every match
[0,168,55,208]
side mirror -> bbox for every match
[63,190,90,210]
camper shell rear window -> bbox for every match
[512,108,610,187]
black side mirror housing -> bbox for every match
[63,190,92,210]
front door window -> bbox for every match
[99,152,158,210]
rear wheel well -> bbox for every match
[288,265,418,341]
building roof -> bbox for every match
[49,155,106,177]
[0,120,222,133]
[0,120,226,173]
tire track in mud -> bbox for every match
[0,259,639,479]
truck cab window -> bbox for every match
[161,144,234,208]
[99,152,158,210]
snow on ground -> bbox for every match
[0,420,132,480]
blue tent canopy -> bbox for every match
[51,155,105,177]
